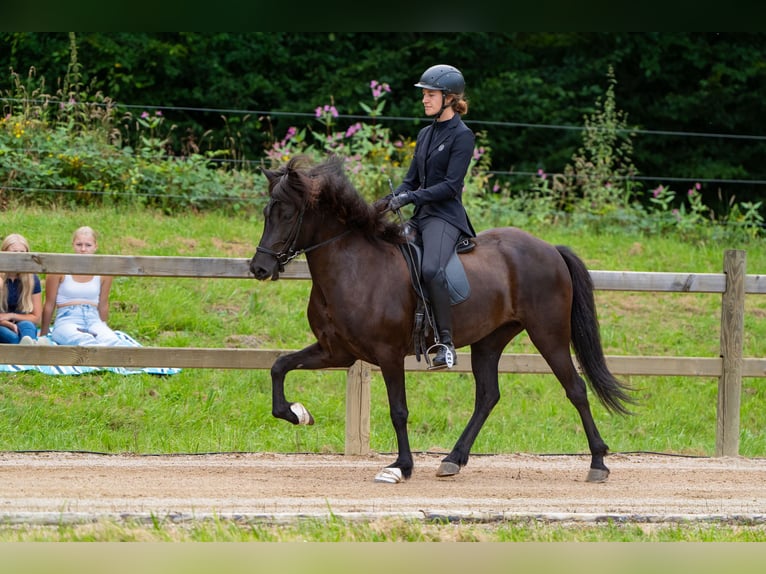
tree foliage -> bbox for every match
[2,32,765,212]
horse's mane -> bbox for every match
[267,155,405,244]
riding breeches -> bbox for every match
[415,216,461,284]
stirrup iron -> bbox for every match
[427,342,455,370]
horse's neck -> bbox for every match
[303,230,414,333]
[305,231,401,286]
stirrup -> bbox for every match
[428,342,456,370]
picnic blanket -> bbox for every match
[0,331,181,376]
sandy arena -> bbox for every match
[1,451,765,525]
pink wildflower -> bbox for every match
[688,183,701,196]
[370,80,391,99]
[345,123,362,138]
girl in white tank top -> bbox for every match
[56,275,101,306]
[40,227,120,346]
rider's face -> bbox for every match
[422,89,446,117]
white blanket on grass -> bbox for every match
[0,331,181,376]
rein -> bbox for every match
[256,204,351,270]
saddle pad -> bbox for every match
[399,242,471,305]
[445,250,470,304]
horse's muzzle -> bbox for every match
[249,255,280,281]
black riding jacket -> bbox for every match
[395,113,477,238]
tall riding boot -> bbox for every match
[427,274,456,369]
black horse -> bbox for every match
[249,155,634,483]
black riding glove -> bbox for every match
[388,191,414,211]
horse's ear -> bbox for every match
[261,167,278,183]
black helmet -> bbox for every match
[414,64,465,95]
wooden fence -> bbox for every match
[1,250,764,457]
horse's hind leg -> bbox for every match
[437,329,516,477]
[528,328,611,482]
[270,342,355,425]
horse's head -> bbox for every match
[249,162,309,280]
[250,154,404,280]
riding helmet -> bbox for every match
[414,64,465,95]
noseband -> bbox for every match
[256,201,350,270]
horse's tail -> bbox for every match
[556,245,635,415]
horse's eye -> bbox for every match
[264,199,282,218]
[270,201,299,224]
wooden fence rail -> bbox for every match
[1,250,764,457]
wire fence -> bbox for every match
[3,96,766,197]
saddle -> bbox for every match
[398,232,475,362]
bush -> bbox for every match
[1,38,763,239]
[0,58,267,215]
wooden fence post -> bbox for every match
[716,249,746,457]
[345,360,371,455]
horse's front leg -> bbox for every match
[271,342,354,425]
[373,362,413,484]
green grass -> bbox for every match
[1,516,766,542]
[2,205,766,542]
[1,205,765,458]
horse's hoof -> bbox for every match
[374,467,403,484]
[290,403,314,425]
[586,468,609,483]
[436,461,461,477]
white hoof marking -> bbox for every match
[290,403,312,425]
[374,467,403,484]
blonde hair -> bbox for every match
[73,226,98,243]
[0,233,35,313]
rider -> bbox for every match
[387,64,476,369]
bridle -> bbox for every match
[255,200,350,271]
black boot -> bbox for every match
[432,332,456,369]
[427,274,456,369]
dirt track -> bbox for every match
[1,451,765,524]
